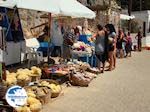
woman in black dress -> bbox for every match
[125,32,132,57]
[105,24,117,71]
[117,30,124,58]
[135,31,142,51]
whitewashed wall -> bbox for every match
[132,11,150,33]
[131,33,150,47]
[145,33,150,47]
[132,11,150,47]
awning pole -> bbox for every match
[48,13,51,63]
[5,6,17,37]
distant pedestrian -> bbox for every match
[116,29,124,58]
[125,32,132,57]
[123,33,127,57]
[135,31,142,51]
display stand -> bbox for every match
[71,50,92,63]
[0,7,25,65]
[72,34,96,67]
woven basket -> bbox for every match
[0,84,7,100]
[30,75,41,82]
[51,71,69,77]
[71,75,90,87]
[36,87,51,104]
[24,86,52,104]
[51,90,60,98]
[31,110,41,112]
[14,108,41,112]
[39,79,62,98]
[17,78,31,87]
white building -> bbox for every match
[132,10,150,47]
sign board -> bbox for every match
[5,86,27,108]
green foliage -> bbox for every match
[142,0,150,10]
[116,0,128,9]
[118,0,150,11]
[121,20,139,33]
[132,0,150,11]
[130,20,139,33]
[121,20,128,31]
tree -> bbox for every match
[118,0,150,11]
[116,0,128,9]
[142,0,150,10]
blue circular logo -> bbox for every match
[5,86,27,107]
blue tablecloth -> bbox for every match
[79,35,91,44]
[79,35,95,46]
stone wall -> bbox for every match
[78,0,121,32]
[18,9,48,39]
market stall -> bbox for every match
[1,60,100,111]
[71,41,94,64]
[0,0,95,65]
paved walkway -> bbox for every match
[42,51,150,112]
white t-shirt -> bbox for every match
[51,21,63,46]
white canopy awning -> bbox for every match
[59,0,96,19]
[0,0,60,14]
[0,0,16,8]
[0,0,95,19]
[120,14,135,20]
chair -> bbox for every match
[26,47,44,68]
[36,51,44,64]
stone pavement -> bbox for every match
[42,51,150,112]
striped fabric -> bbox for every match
[63,31,76,45]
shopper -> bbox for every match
[123,33,127,57]
[95,24,108,73]
[71,26,78,42]
[51,20,64,57]
[125,32,132,57]
[63,27,76,61]
[117,30,124,58]
[135,31,142,51]
[105,24,116,71]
